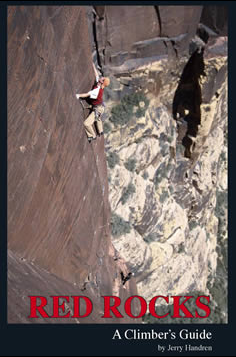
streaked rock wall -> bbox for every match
[8,5,138,324]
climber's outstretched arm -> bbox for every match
[76,92,90,99]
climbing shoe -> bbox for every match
[88,137,96,143]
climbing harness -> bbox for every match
[80,98,105,123]
[94,103,106,121]
[79,98,91,119]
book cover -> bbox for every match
[2,2,233,356]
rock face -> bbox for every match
[94,5,203,70]
[93,6,228,322]
[200,6,228,36]
[8,5,228,324]
[8,6,138,324]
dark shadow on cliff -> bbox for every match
[172,49,206,158]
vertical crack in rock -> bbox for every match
[92,9,102,70]
[173,48,206,159]
[154,6,162,37]
[92,6,107,69]
[170,40,178,58]
[93,6,105,20]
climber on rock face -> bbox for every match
[76,62,110,143]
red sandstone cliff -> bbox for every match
[8,6,137,323]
